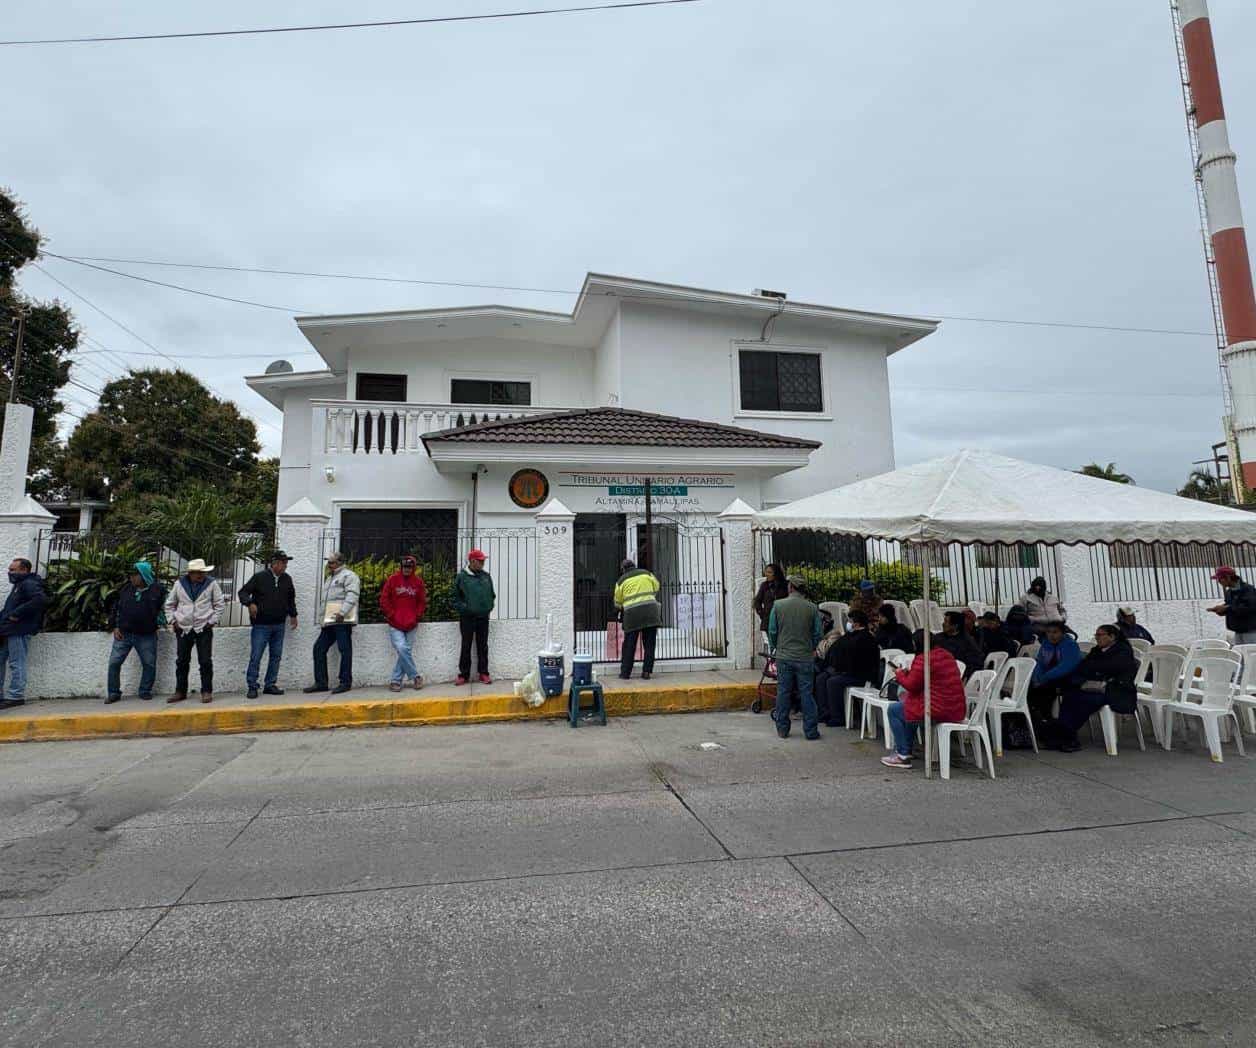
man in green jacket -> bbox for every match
[767,575,823,740]
[453,548,495,685]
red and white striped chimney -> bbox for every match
[1180,0,1256,488]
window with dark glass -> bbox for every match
[450,379,532,406]
[355,373,408,402]
[738,350,822,412]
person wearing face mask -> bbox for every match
[380,555,427,691]
[1021,577,1066,638]
[0,558,47,710]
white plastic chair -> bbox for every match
[909,599,943,633]
[1078,640,1095,654]
[967,601,986,618]
[818,601,849,634]
[1128,637,1152,657]
[986,657,1038,757]
[937,670,998,780]
[843,648,903,732]
[857,653,912,748]
[1189,638,1231,654]
[1161,651,1245,762]
[1135,647,1187,744]
[1088,693,1146,756]
[1232,644,1256,733]
[1155,643,1189,658]
[983,650,1008,675]
[1017,642,1040,660]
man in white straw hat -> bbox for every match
[163,557,226,704]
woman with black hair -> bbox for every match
[1050,624,1139,753]
[753,563,788,633]
[874,605,913,652]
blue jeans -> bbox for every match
[388,626,419,684]
[247,623,287,689]
[773,657,819,736]
[107,632,157,699]
[887,700,921,757]
[313,624,353,688]
[0,634,29,700]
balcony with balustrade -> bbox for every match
[314,400,568,455]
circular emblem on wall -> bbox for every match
[508,468,550,509]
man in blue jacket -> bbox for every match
[105,561,166,705]
[0,557,47,709]
[1027,620,1082,723]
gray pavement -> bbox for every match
[2,712,1255,1046]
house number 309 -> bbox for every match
[543,525,568,535]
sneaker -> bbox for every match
[805,731,822,741]
[880,754,913,769]
[456,675,469,686]
[776,727,790,739]
[642,672,652,680]
[618,673,631,680]
[104,694,122,705]
[412,676,424,690]
[389,682,402,692]
[246,688,259,699]
[302,685,329,694]
[0,699,25,711]
[263,686,284,696]
[478,674,492,685]
[200,692,213,704]
[139,694,153,701]
[166,692,187,704]
[331,683,351,695]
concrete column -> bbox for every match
[276,497,331,623]
[719,498,758,670]
[0,403,35,513]
[536,498,575,653]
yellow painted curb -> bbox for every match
[0,683,758,743]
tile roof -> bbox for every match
[421,407,821,450]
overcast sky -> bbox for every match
[6,0,1256,492]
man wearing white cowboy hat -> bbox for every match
[163,557,226,704]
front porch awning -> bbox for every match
[421,406,819,474]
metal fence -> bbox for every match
[33,530,266,630]
[574,524,727,662]
[1089,542,1256,602]
[317,527,538,622]
[755,530,1058,613]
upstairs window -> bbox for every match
[355,373,408,402]
[450,379,532,406]
[738,350,823,413]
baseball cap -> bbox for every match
[1212,566,1237,581]
[468,548,488,561]
[1117,605,1135,616]
[859,579,875,591]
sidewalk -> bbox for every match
[0,669,760,743]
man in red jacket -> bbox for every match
[881,641,967,770]
[380,555,427,691]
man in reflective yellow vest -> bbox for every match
[613,558,662,680]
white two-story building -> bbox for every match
[248,272,938,532]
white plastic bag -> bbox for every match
[514,668,547,708]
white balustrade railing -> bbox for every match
[314,400,559,455]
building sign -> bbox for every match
[608,484,687,497]
[508,468,550,509]
[558,472,734,511]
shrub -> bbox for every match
[343,557,457,624]
[782,559,947,605]
[43,539,175,633]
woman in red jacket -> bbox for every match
[881,642,967,769]
[380,556,427,691]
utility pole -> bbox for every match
[8,309,25,405]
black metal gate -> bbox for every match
[573,516,727,661]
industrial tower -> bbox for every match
[1171,1,1256,501]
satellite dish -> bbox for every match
[264,359,295,375]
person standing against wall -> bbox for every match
[767,575,823,741]
[164,558,225,704]
[453,549,495,686]
[238,550,298,699]
[0,558,47,710]
[380,555,426,691]
[104,560,165,704]
[305,551,359,695]
[614,557,662,680]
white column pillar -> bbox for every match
[536,498,575,652]
[719,498,758,670]
[0,403,35,513]
[276,497,331,623]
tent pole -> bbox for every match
[922,539,932,780]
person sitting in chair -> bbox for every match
[977,612,1019,662]
[874,605,913,653]
[815,609,881,727]
[935,611,983,679]
[1115,607,1155,645]
[1050,625,1139,753]
[1027,621,1082,723]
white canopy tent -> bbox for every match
[754,449,1256,777]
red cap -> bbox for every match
[468,549,487,561]
[1212,566,1237,581]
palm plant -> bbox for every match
[1078,462,1134,485]
[1178,468,1230,504]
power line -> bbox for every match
[56,252,1219,339]
[0,1,699,46]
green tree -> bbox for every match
[1078,462,1134,485]
[1178,468,1230,504]
[0,189,76,483]
[61,368,261,501]
[110,485,269,562]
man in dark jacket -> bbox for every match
[105,561,165,704]
[238,550,298,698]
[936,611,983,679]
[0,557,47,709]
[453,549,495,685]
[977,612,1019,662]
[1051,625,1139,752]
[1208,566,1256,644]
[874,606,914,653]
[768,575,823,740]
[817,609,882,727]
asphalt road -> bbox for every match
[3,712,1255,1047]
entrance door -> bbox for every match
[573,513,627,632]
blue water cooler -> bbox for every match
[571,653,594,687]
[537,652,566,697]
